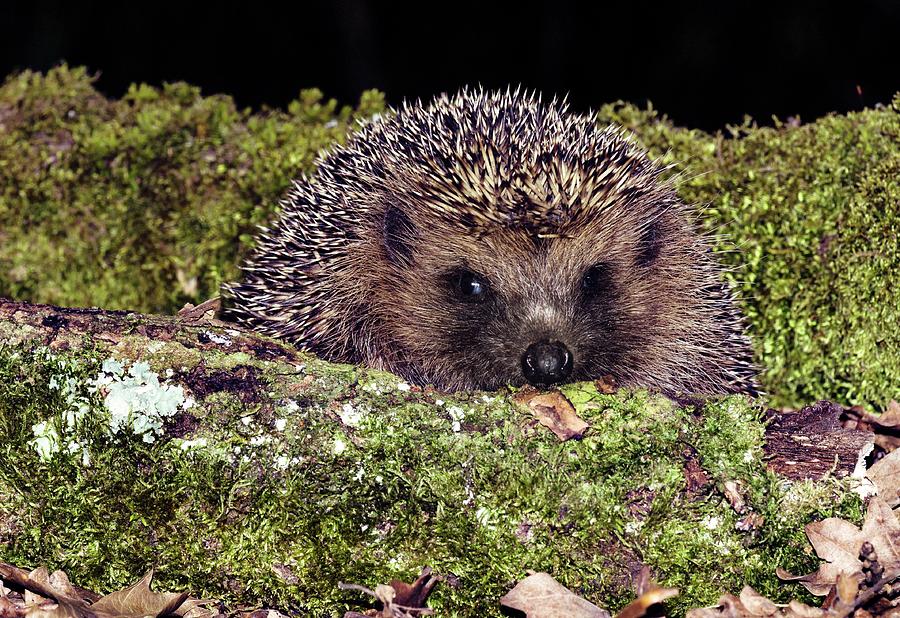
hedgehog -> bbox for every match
[223,88,758,395]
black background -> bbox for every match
[1,0,897,130]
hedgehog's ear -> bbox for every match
[637,218,664,267]
[383,206,418,266]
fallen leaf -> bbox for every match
[778,517,865,594]
[500,572,610,618]
[860,497,900,569]
[0,565,193,618]
[878,401,900,429]
[375,584,396,609]
[594,375,618,394]
[867,448,900,507]
[173,598,221,618]
[839,400,900,455]
[739,586,778,615]
[20,567,88,618]
[686,593,742,618]
[615,566,678,618]
[0,596,17,618]
[90,571,188,617]
[615,586,678,618]
[834,571,858,612]
[177,297,222,323]
[785,600,825,617]
[686,588,825,617]
[388,568,441,610]
[514,390,589,441]
[723,480,747,514]
[874,434,900,455]
[339,569,439,618]
[778,496,900,596]
[633,566,653,597]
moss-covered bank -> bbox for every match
[0,309,862,616]
[1,68,897,407]
[0,66,384,315]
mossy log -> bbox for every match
[0,299,869,615]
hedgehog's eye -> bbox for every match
[581,262,613,299]
[448,268,490,302]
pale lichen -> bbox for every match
[95,359,189,443]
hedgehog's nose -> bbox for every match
[522,340,573,386]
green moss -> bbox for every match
[0,343,862,615]
[203,350,256,371]
[0,65,385,315]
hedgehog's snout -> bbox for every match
[521,340,573,386]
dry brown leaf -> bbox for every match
[784,600,825,617]
[339,569,439,618]
[686,593,742,618]
[0,564,95,618]
[0,596,18,618]
[514,390,589,441]
[594,375,618,394]
[860,497,900,569]
[739,586,779,615]
[777,517,866,595]
[0,565,192,618]
[388,568,441,611]
[683,525,900,618]
[724,480,747,514]
[633,566,653,597]
[22,568,89,618]
[173,598,221,618]
[779,496,900,596]
[684,605,720,618]
[176,297,222,323]
[90,571,188,617]
[615,586,678,618]
[0,565,76,606]
[874,434,900,455]
[879,401,900,429]
[841,400,900,455]
[375,584,396,610]
[173,600,219,618]
[686,588,826,618]
[833,571,858,614]
[500,572,610,618]
[616,566,678,618]
[867,449,900,507]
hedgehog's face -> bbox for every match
[367,201,694,392]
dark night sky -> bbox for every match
[1,0,897,131]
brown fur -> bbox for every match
[223,88,758,394]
